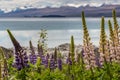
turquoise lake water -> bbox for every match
[0,18,119,48]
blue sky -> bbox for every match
[0,0,120,12]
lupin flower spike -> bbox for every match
[49,54,55,71]
[29,40,35,54]
[70,35,75,64]
[58,52,62,71]
[29,41,37,64]
[7,29,29,70]
[7,29,22,52]
[37,44,43,57]
[0,47,8,79]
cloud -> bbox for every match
[0,0,120,12]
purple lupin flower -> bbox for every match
[44,54,49,68]
[13,50,29,70]
[29,41,37,64]
[58,58,62,70]
[40,54,49,68]
[29,54,37,64]
[49,55,55,71]
[95,55,102,68]
[41,55,46,65]
[14,51,29,70]
[94,48,102,68]
[7,29,29,70]
[54,48,58,68]
[22,52,29,65]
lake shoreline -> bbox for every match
[1,43,99,59]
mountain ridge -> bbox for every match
[0,4,120,17]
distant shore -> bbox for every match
[0,43,99,59]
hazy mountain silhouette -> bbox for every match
[0,4,120,17]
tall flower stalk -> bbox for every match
[57,52,62,71]
[99,17,109,64]
[113,9,119,46]
[29,40,37,64]
[37,44,43,58]
[38,29,48,54]
[0,48,8,79]
[54,47,58,66]
[108,20,117,62]
[49,54,55,71]
[81,11,96,76]
[70,35,75,65]
[112,9,120,63]
[99,17,112,79]
[7,29,29,70]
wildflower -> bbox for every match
[41,55,46,65]
[37,44,43,58]
[44,54,49,68]
[29,41,37,64]
[29,54,37,64]
[58,57,62,71]
[7,29,29,70]
[49,55,55,71]
[14,50,29,70]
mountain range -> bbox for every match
[0,4,120,17]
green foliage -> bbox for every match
[35,57,41,74]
